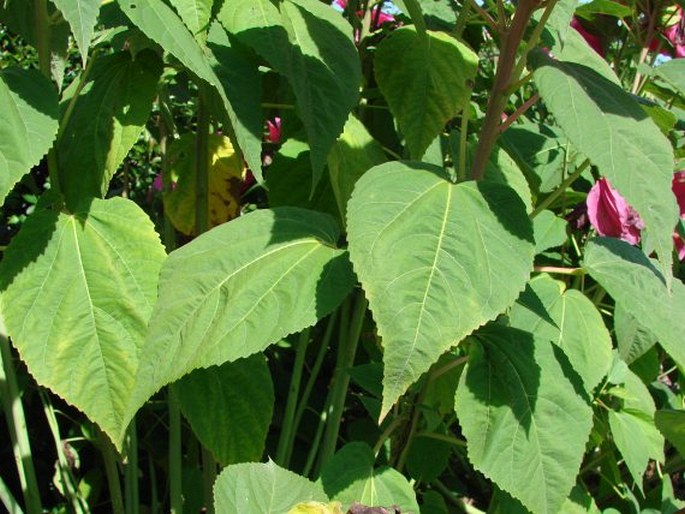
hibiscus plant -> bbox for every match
[1,0,685,513]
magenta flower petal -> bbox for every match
[587,178,643,245]
[571,17,604,57]
[266,117,282,144]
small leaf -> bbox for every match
[327,115,387,221]
[608,368,664,491]
[655,410,685,457]
[455,324,593,514]
[614,303,657,364]
[0,198,166,449]
[168,0,213,38]
[532,52,679,281]
[214,460,328,514]
[52,0,101,65]
[510,274,612,392]
[219,0,361,188]
[320,442,419,513]
[653,58,685,99]
[127,207,355,442]
[0,67,58,203]
[58,50,162,208]
[172,354,274,465]
[347,162,534,417]
[583,238,685,371]
[117,0,263,178]
[163,133,244,235]
[375,27,477,159]
[532,210,568,253]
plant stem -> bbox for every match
[0,474,23,514]
[373,415,405,456]
[276,328,311,467]
[530,158,591,218]
[148,452,159,514]
[195,86,211,236]
[99,433,125,514]
[292,312,339,439]
[39,390,88,514]
[317,291,368,472]
[57,51,99,141]
[34,0,60,194]
[168,390,183,514]
[471,0,541,181]
[534,266,584,276]
[0,335,42,514]
[201,447,217,514]
[499,92,539,133]
[415,431,467,447]
[125,420,139,514]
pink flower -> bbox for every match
[266,117,281,144]
[672,171,685,260]
[571,17,604,57]
[333,0,395,29]
[664,13,685,58]
[587,178,644,245]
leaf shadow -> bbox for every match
[532,51,648,121]
[468,325,541,434]
[476,181,535,246]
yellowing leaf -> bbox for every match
[288,501,344,514]
[163,133,244,235]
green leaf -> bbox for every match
[449,136,533,211]
[128,207,355,440]
[575,0,632,19]
[655,410,685,457]
[499,122,573,196]
[266,139,340,221]
[214,460,328,514]
[455,325,593,514]
[608,368,663,490]
[561,485,601,514]
[205,22,263,181]
[172,355,273,466]
[509,274,612,392]
[532,53,679,281]
[0,67,58,203]
[168,0,213,38]
[117,0,263,179]
[583,238,685,371]
[51,0,101,65]
[614,303,657,364]
[532,210,568,253]
[0,198,166,449]
[347,162,534,417]
[219,0,360,188]
[320,442,419,513]
[327,115,387,221]
[58,50,162,208]
[653,58,685,98]
[375,27,477,159]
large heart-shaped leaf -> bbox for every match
[214,460,328,514]
[583,238,685,370]
[0,198,166,449]
[127,207,355,441]
[172,354,274,465]
[532,52,679,281]
[455,324,593,514]
[0,67,58,203]
[510,274,612,392]
[346,162,534,417]
[58,50,162,208]
[320,442,419,513]
[51,0,101,65]
[117,0,263,179]
[375,27,477,159]
[218,0,361,188]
